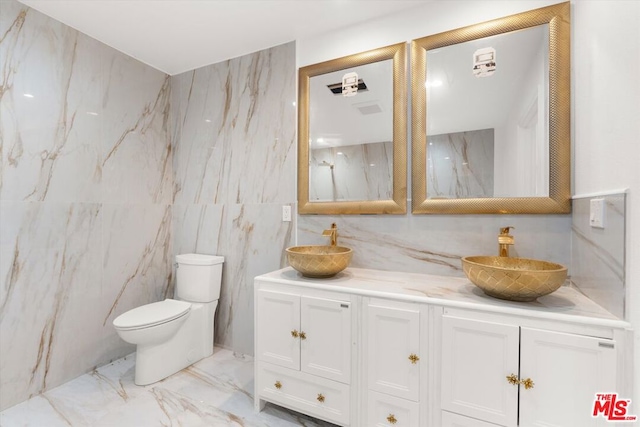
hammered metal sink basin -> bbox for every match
[461,256,568,302]
[286,245,353,278]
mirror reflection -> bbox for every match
[411,2,570,214]
[298,43,407,215]
[426,24,549,199]
[309,60,393,202]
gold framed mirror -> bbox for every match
[411,2,570,214]
[298,43,407,214]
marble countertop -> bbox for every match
[256,267,630,329]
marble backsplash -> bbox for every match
[571,194,626,319]
[170,42,296,356]
[298,213,571,277]
[0,1,172,410]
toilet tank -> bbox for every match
[175,254,224,303]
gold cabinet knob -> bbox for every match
[299,331,307,340]
[291,329,299,338]
[521,377,535,390]
[317,393,325,403]
[387,413,398,424]
[274,381,282,389]
[506,374,519,386]
[408,353,420,364]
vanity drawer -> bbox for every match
[257,362,350,426]
[441,411,501,427]
[367,390,419,427]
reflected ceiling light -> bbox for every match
[425,80,443,88]
[369,163,376,167]
[337,152,344,155]
[86,111,98,116]
[444,157,450,160]
[205,119,211,123]
[292,101,296,107]
[23,93,34,98]
[317,138,324,143]
[429,142,433,146]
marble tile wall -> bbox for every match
[0,1,172,410]
[309,141,393,202]
[170,42,296,356]
[571,194,626,319]
[427,129,494,199]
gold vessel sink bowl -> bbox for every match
[461,256,568,302]
[286,245,353,278]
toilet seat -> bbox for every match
[113,299,191,331]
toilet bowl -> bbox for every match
[113,253,223,385]
[113,299,191,346]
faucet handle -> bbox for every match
[500,226,515,235]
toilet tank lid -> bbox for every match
[176,253,224,266]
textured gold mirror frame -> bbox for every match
[411,2,570,214]
[298,43,407,214]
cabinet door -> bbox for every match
[441,316,519,427]
[367,303,420,401]
[519,328,617,427]
[256,290,300,370]
[300,296,351,384]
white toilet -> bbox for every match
[113,253,224,385]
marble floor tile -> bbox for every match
[0,348,336,427]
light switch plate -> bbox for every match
[590,198,605,229]
[282,205,292,222]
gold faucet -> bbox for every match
[498,226,515,257]
[322,223,338,246]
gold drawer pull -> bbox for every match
[408,353,420,364]
[317,393,325,403]
[299,331,307,340]
[387,413,397,424]
[506,374,519,386]
[291,330,299,338]
[521,377,535,390]
[274,381,282,389]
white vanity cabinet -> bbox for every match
[254,268,631,427]
[364,298,423,426]
[440,310,622,427]
[254,285,354,426]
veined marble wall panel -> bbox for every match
[172,43,296,205]
[571,194,626,318]
[0,1,172,410]
[171,43,296,355]
[101,204,173,336]
[0,201,102,410]
[427,129,494,199]
[101,54,172,205]
[298,213,571,277]
[309,141,393,202]
[0,5,104,202]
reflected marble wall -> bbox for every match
[309,141,393,201]
[427,128,494,198]
[0,1,172,410]
[571,194,626,318]
[170,42,296,356]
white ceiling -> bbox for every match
[18,0,429,75]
